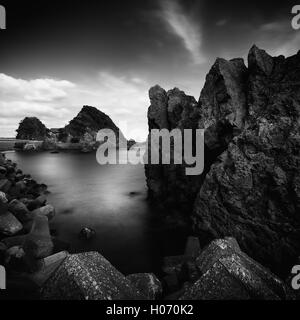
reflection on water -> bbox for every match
[6,151,188,275]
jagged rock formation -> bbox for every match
[145,46,300,275]
[179,238,293,300]
[16,117,49,140]
[41,252,148,300]
[145,86,202,212]
[64,105,127,146]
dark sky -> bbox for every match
[0,0,299,140]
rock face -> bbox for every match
[194,46,300,275]
[41,252,146,300]
[145,86,202,211]
[16,117,49,140]
[0,212,23,236]
[64,105,127,146]
[180,238,292,300]
[145,46,300,275]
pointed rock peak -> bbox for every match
[149,85,166,97]
[248,45,274,75]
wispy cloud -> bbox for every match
[160,0,205,64]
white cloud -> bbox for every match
[0,74,75,102]
[0,72,150,142]
[160,0,205,65]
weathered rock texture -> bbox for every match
[145,86,202,212]
[145,46,300,275]
[180,238,293,300]
[41,252,149,300]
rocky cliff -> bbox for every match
[145,45,300,276]
[64,105,127,145]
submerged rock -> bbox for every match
[79,227,96,241]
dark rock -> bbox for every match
[0,211,23,236]
[32,204,55,220]
[4,246,29,272]
[64,105,127,147]
[199,57,248,151]
[1,235,27,248]
[79,227,96,241]
[184,236,201,260]
[23,215,54,259]
[145,86,202,211]
[180,238,292,300]
[163,273,180,294]
[41,252,146,300]
[162,255,185,275]
[9,199,33,223]
[27,194,47,211]
[16,117,49,140]
[127,273,162,300]
[26,251,68,287]
[0,179,12,193]
[145,45,300,275]
[0,191,8,215]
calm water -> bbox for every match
[5,151,188,276]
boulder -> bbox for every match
[0,191,8,204]
[0,179,11,193]
[41,252,146,300]
[9,199,33,223]
[1,235,27,248]
[0,191,8,215]
[27,195,47,211]
[32,204,55,220]
[79,227,96,240]
[0,212,23,236]
[180,238,293,300]
[4,246,28,272]
[127,273,162,300]
[23,215,54,259]
[27,251,68,287]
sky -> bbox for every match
[0,0,299,141]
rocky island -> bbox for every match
[14,105,128,152]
